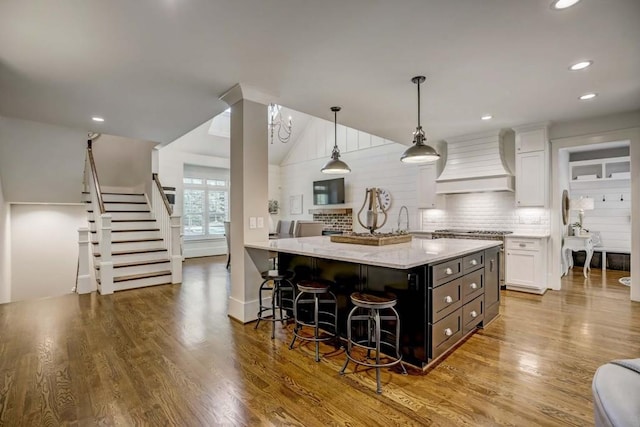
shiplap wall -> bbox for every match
[280,118,421,233]
[421,192,550,233]
[570,182,631,251]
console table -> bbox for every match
[562,235,594,278]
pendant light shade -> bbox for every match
[321,106,351,174]
[401,76,440,164]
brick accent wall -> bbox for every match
[312,212,353,233]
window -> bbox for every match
[183,177,229,238]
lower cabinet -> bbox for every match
[505,236,548,294]
[428,248,499,361]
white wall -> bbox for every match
[280,116,423,233]
[421,192,549,233]
[0,116,86,203]
[10,204,87,302]
[0,175,10,304]
[92,134,158,197]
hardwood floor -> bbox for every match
[0,257,637,426]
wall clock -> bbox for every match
[562,189,570,226]
[378,188,392,211]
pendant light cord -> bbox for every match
[334,108,338,149]
[417,79,421,130]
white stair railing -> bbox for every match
[85,140,113,294]
[152,173,182,283]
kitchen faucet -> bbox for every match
[397,205,409,233]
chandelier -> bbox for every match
[268,103,292,144]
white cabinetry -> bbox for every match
[569,156,630,185]
[513,124,549,207]
[505,236,548,294]
[417,164,444,209]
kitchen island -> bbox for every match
[245,236,502,368]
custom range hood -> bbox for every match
[436,129,515,194]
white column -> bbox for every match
[76,227,95,294]
[170,215,182,284]
[221,84,272,323]
[99,213,114,295]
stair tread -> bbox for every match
[82,191,144,196]
[96,259,171,269]
[97,270,172,284]
[87,210,151,213]
[90,228,160,233]
[94,248,167,257]
[92,238,163,244]
[89,219,156,223]
[86,200,147,205]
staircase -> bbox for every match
[84,192,173,290]
[76,138,182,295]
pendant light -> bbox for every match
[321,106,351,174]
[400,76,440,164]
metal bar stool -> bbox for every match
[340,292,407,394]
[255,270,295,339]
[289,279,338,362]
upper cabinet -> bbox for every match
[515,127,546,153]
[417,163,445,209]
[512,124,549,207]
[569,156,631,187]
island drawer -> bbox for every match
[462,295,484,335]
[461,269,484,303]
[432,258,462,287]
[463,251,484,272]
[432,278,462,322]
[506,238,540,251]
[431,309,462,359]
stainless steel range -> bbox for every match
[432,229,513,287]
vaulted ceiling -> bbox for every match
[1,0,638,145]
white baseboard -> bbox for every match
[227,296,271,323]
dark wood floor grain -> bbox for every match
[0,257,637,426]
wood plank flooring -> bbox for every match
[0,257,637,426]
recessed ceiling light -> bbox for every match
[569,61,593,71]
[551,0,581,10]
[481,115,493,121]
[579,93,597,100]
[92,117,104,122]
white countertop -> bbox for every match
[507,231,551,238]
[245,236,502,269]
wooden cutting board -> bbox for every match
[329,234,412,246]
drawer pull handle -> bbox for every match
[470,310,478,318]
[470,259,478,266]
[445,268,453,275]
[444,295,453,304]
[519,243,526,248]
[444,328,453,337]
[470,282,478,290]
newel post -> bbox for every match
[99,214,114,295]
[170,215,182,284]
[76,227,96,294]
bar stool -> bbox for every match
[289,279,338,362]
[340,292,406,394]
[255,270,295,339]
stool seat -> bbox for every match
[297,279,332,294]
[261,270,292,281]
[350,292,397,309]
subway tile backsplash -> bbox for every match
[421,192,549,232]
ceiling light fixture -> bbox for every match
[481,115,493,121]
[551,0,581,10]
[569,60,593,71]
[579,93,597,100]
[321,106,351,174]
[92,117,104,122]
[268,103,292,144]
[400,76,440,164]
